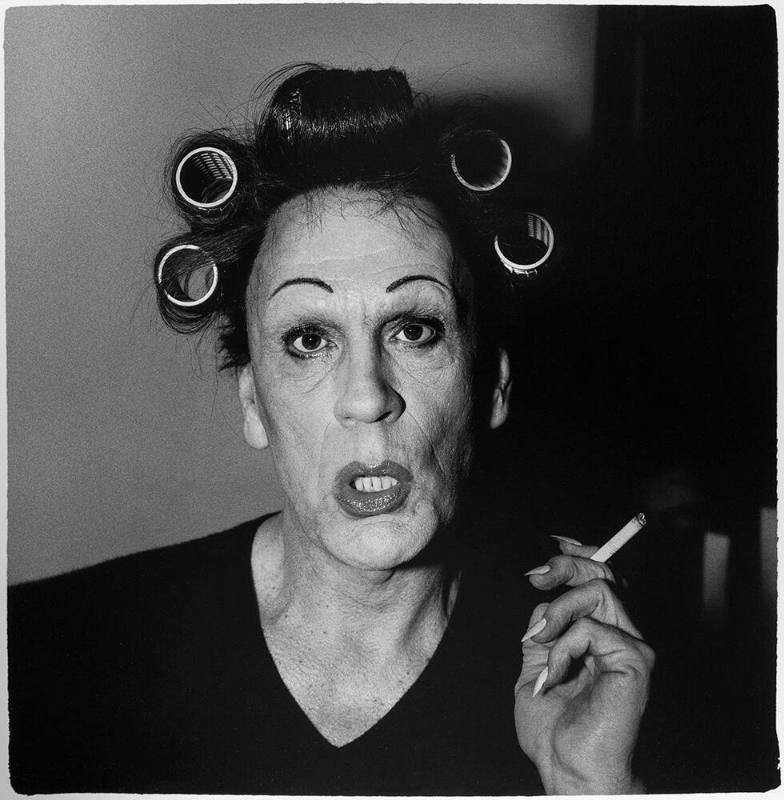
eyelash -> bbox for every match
[281,324,333,360]
[281,316,445,360]
[391,316,444,347]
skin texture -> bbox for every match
[516,541,655,793]
[237,187,652,787]
[241,189,508,573]
[238,188,511,746]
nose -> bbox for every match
[334,345,404,427]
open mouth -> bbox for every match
[334,460,413,518]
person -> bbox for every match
[8,65,653,794]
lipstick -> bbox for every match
[334,460,413,518]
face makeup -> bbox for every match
[240,189,493,570]
[334,461,413,518]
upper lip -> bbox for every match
[335,460,413,488]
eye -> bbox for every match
[292,332,327,353]
[393,321,439,345]
[283,326,331,358]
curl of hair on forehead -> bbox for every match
[155,63,551,371]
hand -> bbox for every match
[515,540,654,794]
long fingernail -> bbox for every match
[532,667,549,697]
[520,617,547,643]
[551,535,583,546]
[524,565,551,576]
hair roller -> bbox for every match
[156,243,220,308]
[174,146,239,210]
[450,130,512,192]
[155,64,554,369]
[494,213,554,276]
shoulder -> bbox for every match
[10,516,264,623]
[8,515,271,691]
[8,515,271,793]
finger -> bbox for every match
[539,616,654,698]
[523,602,550,632]
[524,579,643,644]
[520,602,550,652]
[525,554,616,590]
[516,603,550,693]
[551,536,600,559]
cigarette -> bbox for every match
[590,513,646,563]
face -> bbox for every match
[240,188,510,571]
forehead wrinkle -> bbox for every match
[271,236,454,272]
[267,192,453,264]
[246,189,466,321]
[308,272,455,305]
[254,242,455,303]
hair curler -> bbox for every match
[174,146,238,209]
[494,213,554,276]
[157,244,219,307]
[450,130,512,192]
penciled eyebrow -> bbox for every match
[268,277,334,299]
[268,274,450,299]
[385,275,451,293]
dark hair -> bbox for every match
[155,64,540,370]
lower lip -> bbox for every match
[334,465,413,518]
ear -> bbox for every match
[489,347,512,430]
[238,364,269,450]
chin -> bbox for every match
[323,508,442,571]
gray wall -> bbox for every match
[6,5,596,583]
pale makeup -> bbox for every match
[240,188,509,573]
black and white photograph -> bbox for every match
[5,4,779,795]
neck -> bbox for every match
[251,512,460,656]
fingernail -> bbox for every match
[524,565,551,576]
[551,535,583,546]
[520,617,547,643]
[532,667,549,697]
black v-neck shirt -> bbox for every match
[9,517,544,795]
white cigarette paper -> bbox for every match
[590,513,646,563]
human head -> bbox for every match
[236,186,510,569]
[154,64,549,565]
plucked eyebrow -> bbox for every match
[385,275,451,293]
[268,277,334,299]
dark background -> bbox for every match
[468,6,778,792]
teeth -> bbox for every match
[352,475,399,493]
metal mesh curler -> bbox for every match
[450,130,512,192]
[174,146,238,209]
[157,244,219,307]
[494,213,554,276]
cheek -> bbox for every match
[396,354,477,469]
[395,336,475,409]
[389,337,463,384]
[254,367,333,489]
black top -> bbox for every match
[9,517,545,795]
